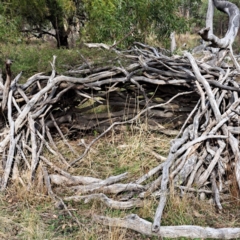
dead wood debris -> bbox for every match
[0,42,240,238]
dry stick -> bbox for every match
[42,165,83,228]
[146,148,167,162]
[134,42,166,57]
[1,73,22,191]
[209,112,236,135]
[229,133,240,191]
[136,162,165,185]
[217,89,228,107]
[94,183,145,195]
[170,148,192,179]
[69,91,194,166]
[208,79,240,92]
[32,105,52,120]
[176,100,200,139]
[200,107,211,132]
[130,78,149,104]
[139,176,162,198]
[36,130,59,156]
[64,193,143,210]
[0,68,3,86]
[186,150,207,188]
[42,165,55,199]
[37,118,45,162]
[49,174,102,185]
[207,69,229,119]
[13,80,52,134]
[37,129,70,168]
[195,81,206,110]
[199,0,239,49]
[171,124,191,154]
[22,140,74,181]
[173,154,198,185]
[2,59,12,111]
[211,170,222,210]
[48,55,56,84]
[93,214,240,239]
[192,109,201,140]
[170,154,184,173]
[1,89,19,190]
[206,0,214,35]
[28,114,38,182]
[43,84,73,106]
[196,140,226,187]
[185,52,221,119]
[17,87,30,103]
[12,148,21,181]
[21,73,48,90]
[73,173,129,194]
[229,44,240,72]
[16,143,31,170]
[77,52,92,72]
[75,90,102,104]
[45,127,70,166]
[1,149,6,172]
[176,185,212,194]
[49,113,78,156]
[39,156,76,182]
[12,96,22,114]
[218,163,224,192]
[219,98,240,119]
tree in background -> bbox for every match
[0,0,215,49]
[0,0,85,48]
[179,0,203,19]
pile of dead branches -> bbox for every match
[1,0,240,238]
[0,40,240,238]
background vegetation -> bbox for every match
[0,0,204,48]
[0,0,239,49]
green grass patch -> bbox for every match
[0,40,121,83]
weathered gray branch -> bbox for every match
[199,0,240,48]
[94,214,240,239]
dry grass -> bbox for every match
[1,122,240,240]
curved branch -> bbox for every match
[199,0,240,48]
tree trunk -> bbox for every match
[170,32,176,53]
[50,19,69,49]
[199,0,240,48]
[46,0,69,48]
[55,25,69,49]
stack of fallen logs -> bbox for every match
[0,43,240,238]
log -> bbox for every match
[93,214,240,239]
